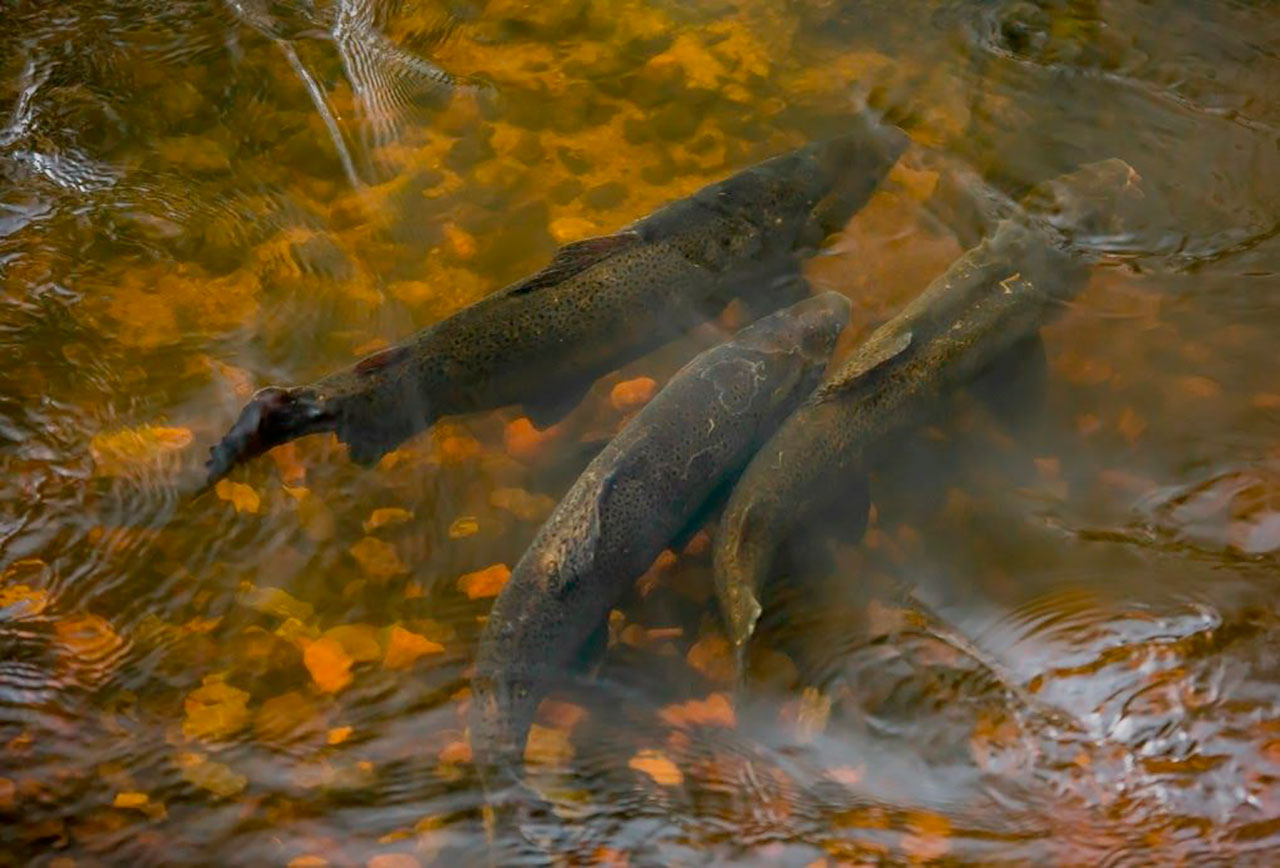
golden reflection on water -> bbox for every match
[1,0,1279,864]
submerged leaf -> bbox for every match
[236,583,314,622]
[176,751,247,798]
[503,417,563,463]
[112,791,149,809]
[438,741,471,764]
[456,564,511,599]
[90,425,192,477]
[447,516,480,539]
[348,537,409,581]
[888,162,940,202]
[383,625,444,669]
[323,624,383,663]
[902,811,952,861]
[182,676,251,741]
[303,637,354,693]
[610,376,658,412]
[548,216,599,245]
[363,508,414,533]
[686,633,735,683]
[489,488,555,522]
[255,690,323,743]
[539,699,588,731]
[287,486,337,542]
[0,584,49,619]
[524,723,574,768]
[215,479,261,514]
[269,442,308,485]
[628,749,684,786]
[54,614,123,663]
[2,558,50,585]
[794,687,832,743]
[659,693,736,729]
[435,434,483,465]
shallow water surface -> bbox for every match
[1,0,1279,864]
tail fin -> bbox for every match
[204,386,333,487]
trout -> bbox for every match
[469,292,850,794]
[205,119,906,485]
[713,159,1142,664]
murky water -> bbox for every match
[2,0,1278,864]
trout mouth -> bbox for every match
[203,386,334,488]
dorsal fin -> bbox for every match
[815,329,913,400]
[354,344,411,376]
[506,232,642,296]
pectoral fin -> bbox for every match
[572,619,610,678]
[815,329,913,399]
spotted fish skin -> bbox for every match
[469,292,850,787]
[713,160,1142,659]
[204,118,907,486]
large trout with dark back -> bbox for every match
[713,159,1142,666]
[469,292,850,798]
[204,119,906,486]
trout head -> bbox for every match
[803,116,911,240]
[1020,158,1143,252]
[204,386,334,487]
[469,669,540,789]
[788,290,854,364]
[741,116,908,255]
[470,668,562,856]
[729,291,852,412]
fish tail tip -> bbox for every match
[201,453,230,491]
[192,474,218,497]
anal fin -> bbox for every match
[523,378,595,430]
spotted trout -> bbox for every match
[713,159,1142,664]
[469,291,850,795]
[205,119,907,486]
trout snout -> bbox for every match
[204,386,333,487]
[794,291,852,360]
[1024,158,1144,249]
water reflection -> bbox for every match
[1,0,1278,864]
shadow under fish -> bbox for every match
[204,118,907,487]
[467,292,851,849]
[713,159,1144,672]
